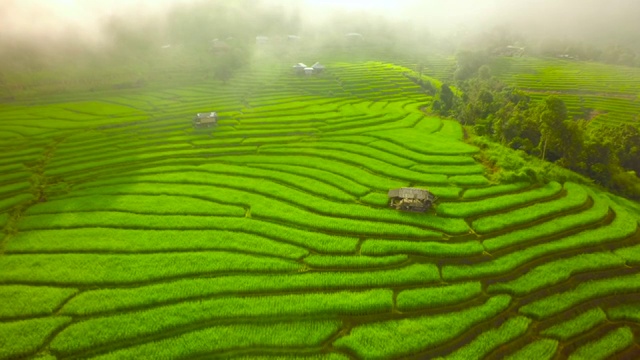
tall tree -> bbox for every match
[539,96,567,161]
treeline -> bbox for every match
[430,53,640,200]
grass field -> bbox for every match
[490,57,640,126]
[1,56,640,359]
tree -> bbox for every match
[432,84,455,116]
[538,96,567,161]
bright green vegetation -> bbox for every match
[492,57,640,126]
[397,282,482,311]
[7,228,310,258]
[567,326,634,360]
[25,194,247,217]
[472,182,588,233]
[0,285,77,318]
[607,303,640,322]
[303,254,408,268]
[614,243,640,264]
[482,191,610,251]
[0,213,9,229]
[0,317,71,360]
[520,273,640,319]
[1,57,639,359]
[504,338,559,360]
[360,239,484,257]
[61,264,440,315]
[488,252,626,296]
[90,320,342,359]
[541,308,608,340]
[333,295,511,359]
[444,202,636,281]
[0,253,300,285]
[463,182,531,199]
[0,193,34,212]
[448,174,490,186]
[233,356,349,360]
[52,290,390,355]
[437,316,531,360]
[437,182,562,217]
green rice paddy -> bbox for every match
[1,58,639,359]
[490,57,640,126]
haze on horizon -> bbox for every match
[1,0,638,46]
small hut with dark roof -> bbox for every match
[388,187,436,212]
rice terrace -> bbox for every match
[1,0,640,359]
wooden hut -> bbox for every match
[388,187,436,212]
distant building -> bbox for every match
[558,54,576,60]
[304,67,315,76]
[388,188,436,212]
[293,63,307,75]
[505,45,525,57]
[311,62,325,73]
[193,112,218,128]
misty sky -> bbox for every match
[1,0,639,47]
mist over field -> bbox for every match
[2,0,639,54]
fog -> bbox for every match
[1,0,638,86]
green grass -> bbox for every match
[472,182,588,233]
[0,193,34,212]
[90,320,342,359]
[17,215,357,253]
[445,203,636,281]
[437,182,562,217]
[7,228,310,258]
[607,303,640,322]
[25,194,246,217]
[541,308,608,340]
[360,239,484,257]
[60,264,440,315]
[0,212,9,229]
[613,243,640,265]
[567,326,634,360]
[447,175,490,186]
[397,282,482,311]
[0,316,72,360]
[0,252,300,285]
[64,179,466,235]
[437,316,531,360]
[482,191,610,251]
[462,182,531,199]
[504,338,558,360]
[303,255,408,268]
[2,57,640,358]
[487,252,626,296]
[52,290,390,355]
[0,285,78,319]
[519,273,640,319]
[333,295,511,359]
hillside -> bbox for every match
[1,59,640,359]
[490,57,640,126]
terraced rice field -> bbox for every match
[491,57,640,126]
[1,59,640,359]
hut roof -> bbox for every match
[388,187,431,200]
[195,112,217,119]
[293,63,307,68]
[311,62,325,69]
